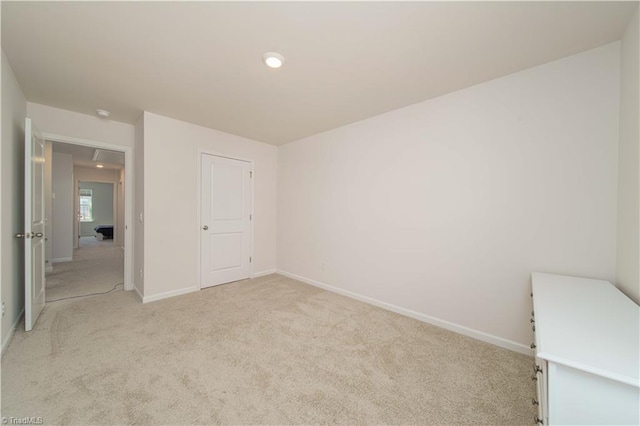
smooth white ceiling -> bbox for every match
[52,142,124,170]
[2,1,636,145]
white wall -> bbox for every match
[142,112,278,301]
[79,182,114,236]
[27,103,134,149]
[51,153,73,261]
[1,50,27,351]
[133,116,144,296]
[277,43,621,351]
[616,8,640,303]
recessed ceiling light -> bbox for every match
[263,52,285,69]
[96,109,111,118]
[96,164,104,168]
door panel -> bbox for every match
[25,117,46,331]
[201,154,252,288]
[211,165,243,220]
[210,233,243,270]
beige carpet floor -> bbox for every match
[45,242,124,302]
[78,235,116,249]
[2,274,536,425]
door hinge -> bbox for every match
[250,171,253,178]
[250,214,252,220]
[250,257,252,263]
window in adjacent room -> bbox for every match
[79,188,93,222]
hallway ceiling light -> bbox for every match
[96,109,111,118]
[263,52,285,69]
[96,164,104,168]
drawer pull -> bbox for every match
[531,375,538,381]
[534,415,544,424]
[533,364,543,374]
[532,325,536,332]
[530,318,535,323]
[532,398,539,406]
[530,343,536,349]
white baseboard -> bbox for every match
[52,257,73,263]
[252,269,277,278]
[142,286,199,304]
[1,307,24,354]
[133,284,144,303]
[276,269,533,356]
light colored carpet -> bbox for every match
[79,235,116,249]
[2,274,536,425]
[46,243,124,302]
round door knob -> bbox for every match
[34,232,43,238]
[202,225,209,230]
[15,233,25,238]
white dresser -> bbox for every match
[531,273,639,425]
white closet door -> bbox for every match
[200,154,252,288]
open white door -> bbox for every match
[200,154,252,288]
[24,118,46,331]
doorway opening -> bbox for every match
[44,136,132,303]
[77,180,116,249]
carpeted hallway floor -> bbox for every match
[45,238,124,302]
[2,274,536,425]
[78,235,117,249]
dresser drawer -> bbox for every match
[547,362,639,425]
[531,306,547,425]
[533,357,547,425]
